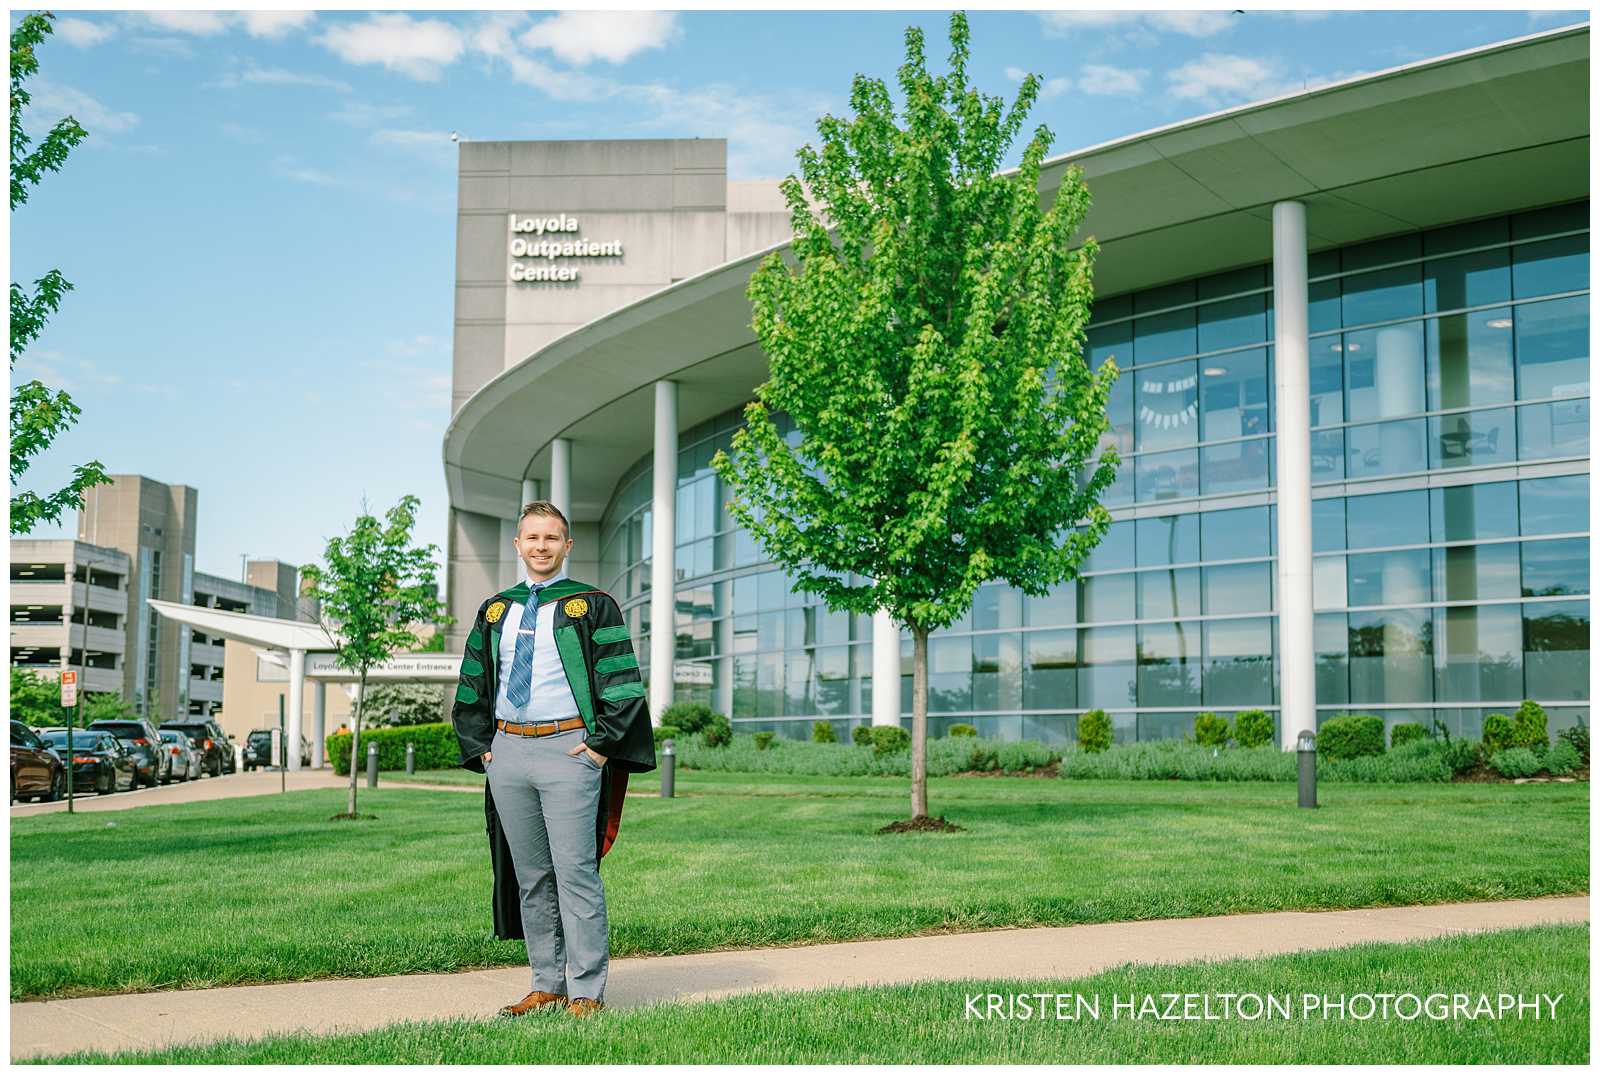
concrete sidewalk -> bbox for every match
[10,895,1587,1061]
[8,767,351,816]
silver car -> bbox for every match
[158,728,202,782]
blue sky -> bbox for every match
[10,7,1586,583]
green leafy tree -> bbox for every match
[9,667,61,724]
[10,12,107,534]
[301,495,449,818]
[713,12,1115,822]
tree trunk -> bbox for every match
[348,672,366,817]
[911,623,929,819]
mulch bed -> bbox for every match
[877,815,966,834]
[1453,765,1589,784]
[948,762,1061,780]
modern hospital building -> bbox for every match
[443,24,1590,748]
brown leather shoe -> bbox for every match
[566,997,604,1017]
[499,990,567,1017]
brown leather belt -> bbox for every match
[497,716,587,738]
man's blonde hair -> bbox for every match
[517,500,570,540]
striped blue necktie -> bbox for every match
[504,584,544,709]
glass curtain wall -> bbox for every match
[598,200,1590,743]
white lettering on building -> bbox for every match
[507,213,623,284]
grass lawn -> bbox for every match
[28,924,1589,1064]
[9,772,1588,1001]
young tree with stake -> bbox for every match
[714,12,1119,825]
[301,495,448,819]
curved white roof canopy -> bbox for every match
[148,599,338,651]
[444,22,1589,526]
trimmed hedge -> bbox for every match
[947,723,977,738]
[1482,713,1515,755]
[752,731,776,751]
[1193,712,1230,747]
[1077,709,1112,753]
[811,720,837,743]
[674,733,1059,777]
[1317,715,1385,760]
[653,724,685,747]
[1059,738,1457,783]
[1512,700,1549,752]
[1233,709,1273,749]
[851,725,873,747]
[325,722,459,776]
[1389,722,1426,749]
[869,725,910,756]
[701,712,733,748]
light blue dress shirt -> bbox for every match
[493,572,581,724]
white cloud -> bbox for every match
[273,155,340,186]
[54,18,114,48]
[25,80,140,135]
[218,65,352,93]
[1004,66,1073,100]
[626,82,833,179]
[327,100,413,128]
[519,11,680,67]
[220,121,265,144]
[1041,11,1234,39]
[242,11,314,39]
[465,13,616,102]
[315,13,465,81]
[1079,64,1147,96]
[1166,53,1292,106]
[144,11,230,36]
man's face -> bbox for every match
[514,512,572,582]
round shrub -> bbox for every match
[1544,739,1581,776]
[1193,712,1230,748]
[1233,709,1274,749]
[1556,721,1588,764]
[1389,722,1426,749]
[869,725,911,756]
[1481,712,1515,756]
[1317,714,1385,760]
[661,701,714,735]
[1488,746,1542,779]
[700,712,732,748]
[652,724,684,747]
[1511,700,1549,753]
[1077,709,1112,754]
[947,723,977,738]
[812,720,837,744]
[753,731,776,751]
[851,725,873,747]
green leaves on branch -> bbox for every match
[10,12,105,535]
[713,10,1119,637]
[300,495,451,679]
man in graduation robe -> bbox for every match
[450,500,656,1017]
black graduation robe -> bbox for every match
[449,577,657,941]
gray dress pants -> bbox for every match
[484,723,609,1000]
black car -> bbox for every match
[244,729,310,770]
[87,718,171,787]
[38,729,138,794]
[9,721,64,803]
[160,719,236,777]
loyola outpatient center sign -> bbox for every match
[507,213,623,283]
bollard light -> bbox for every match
[660,738,675,798]
[405,741,415,776]
[367,742,379,789]
[1297,730,1317,809]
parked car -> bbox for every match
[38,729,138,794]
[243,730,311,770]
[158,728,202,781]
[161,719,235,777]
[9,720,65,803]
[87,718,170,787]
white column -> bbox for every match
[312,680,326,769]
[549,438,572,520]
[1272,200,1316,750]
[520,478,538,507]
[871,609,901,726]
[649,381,677,718]
[287,648,306,772]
